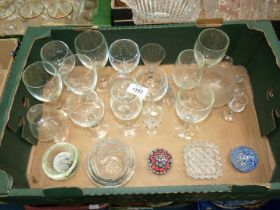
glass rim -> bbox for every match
[42,142,79,180]
[74,30,107,53]
[197,28,230,52]
[22,61,59,89]
[177,84,215,112]
[47,1,74,19]
[140,43,166,63]
[177,49,205,68]
[109,39,140,63]
[18,1,45,19]
[60,53,94,76]
[40,40,70,64]
[0,2,16,19]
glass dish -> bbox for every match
[184,141,223,179]
[42,142,79,181]
[87,139,135,187]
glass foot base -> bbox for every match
[90,122,109,140]
[172,120,197,140]
[123,123,141,139]
[223,110,235,122]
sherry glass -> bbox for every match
[194,28,229,66]
[173,84,214,140]
[173,49,204,89]
[40,40,72,68]
[223,93,248,122]
[109,39,140,76]
[67,89,109,139]
[59,54,97,95]
[27,104,68,142]
[87,139,135,187]
[110,76,143,138]
[233,65,248,96]
[22,61,63,102]
[135,43,167,135]
[75,30,109,92]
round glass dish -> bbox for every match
[87,139,135,187]
[42,143,79,181]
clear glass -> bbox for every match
[173,84,214,140]
[110,76,143,138]
[22,61,63,102]
[0,1,20,35]
[224,93,248,122]
[59,54,97,95]
[87,139,135,187]
[109,39,140,76]
[135,43,167,134]
[42,142,79,181]
[27,104,68,142]
[46,1,75,24]
[194,28,229,66]
[173,49,204,89]
[184,141,223,179]
[67,89,109,139]
[233,65,247,84]
[40,40,72,68]
[75,30,109,92]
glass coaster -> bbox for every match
[148,148,173,175]
[184,141,223,179]
[42,143,79,181]
[231,146,259,173]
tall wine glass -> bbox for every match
[27,104,68,143]
[135,43,168,135]
[59,54,97,95]
[75,30,109,92]
[22,61,63,102]
[109,39,140,76]
[110,76,143,138]
[173,84,215,140]
[173,49,204,89]
[194,28,229,66]
[67,89,109,139]
[40,40,72,68]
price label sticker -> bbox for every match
[127,83,149,99]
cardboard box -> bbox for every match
[0,21,280,204]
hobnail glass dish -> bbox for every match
[87,139,135,187]
[184,141,223,179]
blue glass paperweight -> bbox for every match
[231,146,259,173]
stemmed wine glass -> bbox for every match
[233,65,248,96]
[75,30,109,92]
[110,76,143,138]
[194,28,229,67]
[27,104,68,143]
[223,93,248,122]
[109,39,140,80]
[173,84,215,140]
[173,49,204,89]
[135,43,168,135]
[59,54,97,95]
[67,89,109,139]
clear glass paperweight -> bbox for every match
[87,139,135,187]
[42,143,79,181]
[184,141,223,179]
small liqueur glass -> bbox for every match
[232,65,248,96]
[223,93,249,122]
[42,142,79,181]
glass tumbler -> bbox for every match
[59,54,97,95]
[173,84,215,140]
[22,61,63,102]
[110,76,143,138]
[87,139,135,187]
[27,104,68,142]
[67,89,109,139]
[75,30,109,92]
[173,49,205,89]
[40,40,72,68]
[194,28,229,66]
